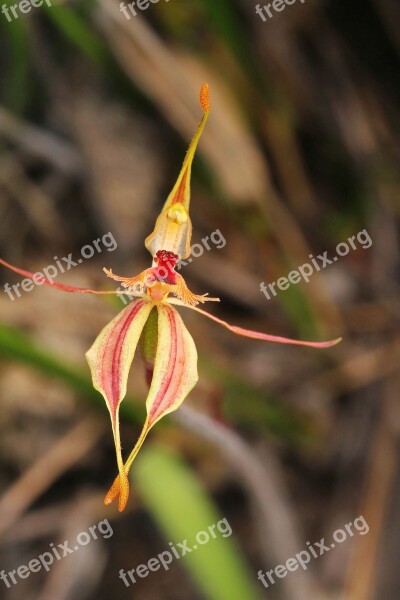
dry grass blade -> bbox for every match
[0,106,80,175]
[97,0,270,205]
[69,88,165,253]
[0,416,105,538]
[35,495,107,600]
[344,376,399,600]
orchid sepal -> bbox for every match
[85,298,154,511]
[0,258,126,296]
[102,301,198,510]
[145,84,210,260]
[168,298,342,348]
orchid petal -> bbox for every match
[145,84,211,259]
[125,303,198,469]
[168,299,342,348]
[147,304,198,424]
[104,303,198,505]
[0,258,125,296]
[85,298,154,511]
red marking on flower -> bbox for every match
[100,300,145,416]
[171,169,189,206]
[155,250,179,267]
[148,308,179,423]
[153,250,179,285]
[145,364,154,388]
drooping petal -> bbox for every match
[125,302,198,469]
[85,298,154,511]
[145,84,211,260]
[168,299,342,348]
[0,258,125,296]
[146,303,198,425]
[104,303,198,506]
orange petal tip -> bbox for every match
[104,483,119,506]
[118,493,129,513]
[200,83,210,113]
[104,473,129,511]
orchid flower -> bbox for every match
[0,84,341,512]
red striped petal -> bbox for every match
[146,303,198,427]
[86,299,154,511]
[104,304,198,505]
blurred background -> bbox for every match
[0,0,399,598]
